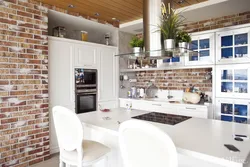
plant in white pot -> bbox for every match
[129,36,144,57]
[159,6,185,50]
[176,31,192,53]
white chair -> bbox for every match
[52,106,110,167]
[119,119,178,167]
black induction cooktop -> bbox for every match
[132,112,191,125]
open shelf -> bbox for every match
[120,64,214,72]
[115,47,198,60]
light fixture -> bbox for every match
[112,18,116,20]
[178,0,185,4]
[68,4,74,8]
[95,13,100,16]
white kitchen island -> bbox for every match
[78,108,250,167]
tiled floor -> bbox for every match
[31,154,59,167]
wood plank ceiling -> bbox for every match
[39,0,207,24]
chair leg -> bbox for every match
[59,160,64,167]
[106,155,109,167]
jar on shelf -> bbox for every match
[53,26,66,38]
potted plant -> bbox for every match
[176,31,191,53]
[129,36,144,56]
[159,6,185,50]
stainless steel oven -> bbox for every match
[75,69,97,114]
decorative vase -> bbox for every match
[133,47,141,57]
[164,39,175,50]
[179,42,189,53]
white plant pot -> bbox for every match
[164,39,175,50]
[133,47,141,57]
[179,42,189,53]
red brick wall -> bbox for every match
[135,68,212,92]
[0,0,49,166]
[183,11,250,33]
[0,0,119,166]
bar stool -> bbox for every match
[52,106,110,167]
[119,119,178,167]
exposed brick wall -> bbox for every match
[0,0,49,166]
[0,0,120,166]
[183,11,250,33]
[135,68,212,92]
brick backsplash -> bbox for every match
[135,68,212,92]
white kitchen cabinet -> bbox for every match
[74,43,99,68]
[177,106,208,119]
[98,47,118,102]
[216,27,250,64]
[216,64,250,99]
[48,38,75,110]
[215,98,250,124]
[119,98,209,119]
[186,32,215,65]
[49,37,119,154]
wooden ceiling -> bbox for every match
[40,0,207,24]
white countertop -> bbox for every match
[78,108,250,167]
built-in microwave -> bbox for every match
[75,68,97,114]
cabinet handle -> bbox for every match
[152,104,162,106]
[185,107,196,110]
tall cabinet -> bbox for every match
[48,37,118,153]
[215,26,250,124]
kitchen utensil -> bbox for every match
[139,88,145,98]
[131,87,137,98]
[145,83,158,98]
[183,92,201,104]
[123,75,129,81]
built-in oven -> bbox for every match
[75,68,97,114]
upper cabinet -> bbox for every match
[216,64,250,99]
[98,47,118,102]
[216,27,250,64]
[74,43,99,68]
[186,32,215,66]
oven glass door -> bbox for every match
[76,93,97,114]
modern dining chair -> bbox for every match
[119,119,178,167]
[52,106,110,167]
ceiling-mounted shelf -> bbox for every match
[120,64,214,73]
[115,47,199,60]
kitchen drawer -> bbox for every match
[178,106,208,118]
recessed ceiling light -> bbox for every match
[178,0,185,4]
[112,18,116,20]
[68,4,74,8]
[95,13,100,16]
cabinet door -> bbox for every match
[98,47,118,101]
[48,39,75,107]
[216,98,249,124]
[74,43,98,68]
[216,64,250,98]
[216,27,250,64]
[186,33,215,65]
[177,106,208,119]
